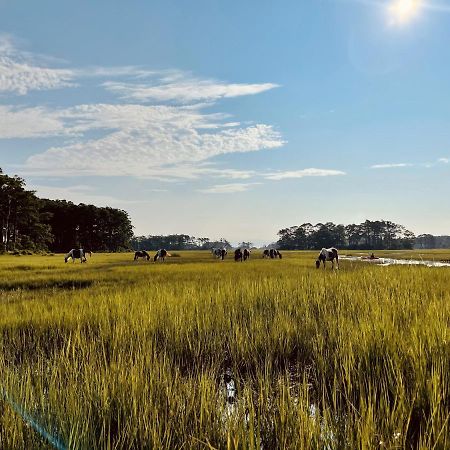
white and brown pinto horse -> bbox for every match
[154,249,171,262]
[263,249,282,259]
[316,247,339,269]
[212,248,227,260]
[65,248,89,263]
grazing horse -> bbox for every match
[64,248,87,263]
[134,250,150,261]
[154,249,171,262]
[316,247,339,269]
[212,248,227,260]
[243,248,251,261]
[234,248,243,262]
[265,248,282,259]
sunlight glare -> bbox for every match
[388,0,423,25]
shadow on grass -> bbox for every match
[0,280,94,291]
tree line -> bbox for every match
[277,220,417,250]
[1,169,133,253]
[415,234,450,249]
[131,235,233,251]
[2,169,448,253]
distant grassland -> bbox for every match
[1,250,449,449]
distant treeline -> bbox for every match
[277,220,417,250]
[1,169,133,253]
[415,234,450,249]
[131,235,233,251]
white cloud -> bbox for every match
[0,36,284,181]
[0,35,74,95]
[103,78,279,103]
[16,103,283,178]
[198,183,261,194]
[73,66,158,79]
[438,157,449,164]
[370,163,413,169]
[264,168,346,180]
[0,105,75,138]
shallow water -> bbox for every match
[340,255,450,268]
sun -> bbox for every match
[388,0,423,25]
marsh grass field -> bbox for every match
[1,250,449,449]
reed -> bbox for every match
[1,251,449,448]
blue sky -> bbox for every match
[1,0,449,244]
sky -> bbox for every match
[1,0,449,245]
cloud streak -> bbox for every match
[198,183,261,194]
[264,168,346,180]
[103,78,279,104]
[370,163,413,169]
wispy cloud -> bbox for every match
[370,163,413,169]
[371,158,449,170]
[73,66,158,79]
[1,36,284,181]
[198,183,261,194]
[19,103,283,178]
[0,35,74,95]
[103,77,279,104]
[264,168,346,180]
[0,105,71,138]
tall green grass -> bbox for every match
[0,251,449,448]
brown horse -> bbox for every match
[134,250,150,261]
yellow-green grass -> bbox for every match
[1,251,449,449]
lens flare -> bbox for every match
[388,0,423,25]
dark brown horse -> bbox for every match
[134,250,150,261]
[234,248,243,262]
[243,248,251,261]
